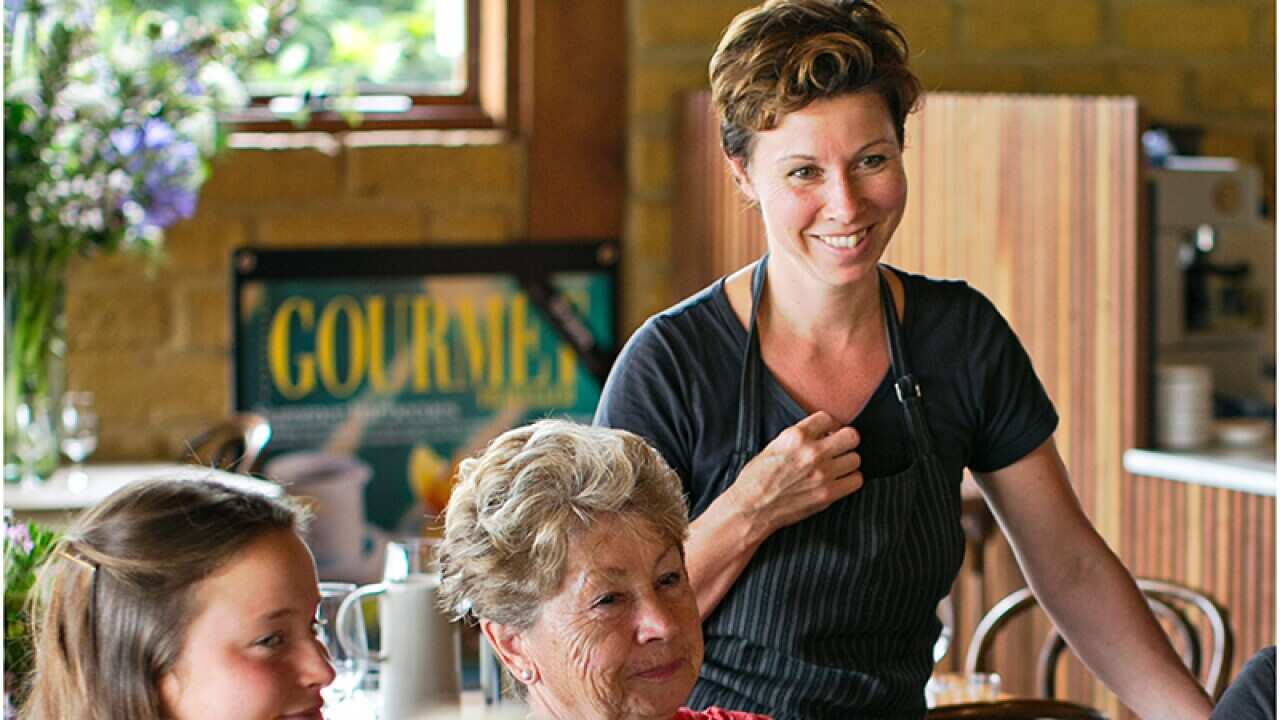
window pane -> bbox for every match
[144,0,468,97]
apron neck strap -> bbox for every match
[735,254,769,455]
[878,268,919,404]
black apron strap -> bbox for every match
[733,254,769,465]
[878,269,920,406]
[879,268,943,466]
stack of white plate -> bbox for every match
[1154,364,1213,449]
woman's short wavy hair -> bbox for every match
[438,420,688,630]
[710,0,922,162]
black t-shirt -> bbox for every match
[594,266,1059,718]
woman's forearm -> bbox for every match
[685,486,770,621]
[1026,532,1213,720]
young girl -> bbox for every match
[22,477,335,720]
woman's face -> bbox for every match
[730,90,908,291]
[160,530,335,720]
[502,518,703,720]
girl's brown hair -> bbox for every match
[22,478,307,720]
[710,0,922,162]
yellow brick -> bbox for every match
[163,212,249,274]
[1117,4,1252,52]
[427,206,515,242]
[622,265,673,331]
[961,0,1100,51]
[65,278,172,352]
[625,199,672,261]
[201,147,342,204]
[65,351,230,457]
[346,143,523,201]
[633,0,754,49]
[1039,65,1187,119]
[255,205,431,247]
[175,282,230,352]
[93,425,168,461]
[1194,65,1276,114]
[630,61,711,119]
[888,0,955,55]
[629,133,675,196]
[66,252,153,286]
[915,62,1031,94]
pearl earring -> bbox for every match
[520,669,533,682]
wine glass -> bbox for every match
[14,399,55,489]
[317,582,368,713]
[59,391,98,492]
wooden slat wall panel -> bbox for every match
[1122,475,1276,696]
[675,91,1271,717]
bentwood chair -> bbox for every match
[927,699,1107,719]
[182,412,272,475]
[964,578,1233,703]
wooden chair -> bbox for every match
[927,699,1107,719]
[182,413,272,475]
[964,578,1233,703]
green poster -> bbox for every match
[233,244,617,540]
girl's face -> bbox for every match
[729,90,908,292]
[161,530,335,720]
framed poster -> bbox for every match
[232,242,619,544]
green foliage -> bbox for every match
[3,521,61,709]
[139,0,466,98]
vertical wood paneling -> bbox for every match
[674,91,1272,718]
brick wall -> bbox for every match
[625,0,1276,327]
[66,133,526,460]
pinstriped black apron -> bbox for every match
[687,256,965,720]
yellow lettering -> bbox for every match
[455,299,485,387]
[509,294,550,388]
[316,296,366,398]
[268,298,316,400]
[485,296,505,388]
[413,297,453,392]
[366,296,392,393]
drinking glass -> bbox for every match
[382,537,442,581]
[317,582,368,710]
[14,399,55,489]
[59,391,98,492]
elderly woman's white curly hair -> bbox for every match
[437,419,689,630]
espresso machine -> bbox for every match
[1149,160,1276,416]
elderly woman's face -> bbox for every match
[730,90,908,291]
[514,518,703,720]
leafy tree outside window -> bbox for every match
[138,0,483,130]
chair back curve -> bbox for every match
[963,578,1232,702]
[182,412,273,475]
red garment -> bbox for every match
[673,707,771,720]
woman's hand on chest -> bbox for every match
[728,411,865,534]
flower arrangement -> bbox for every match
[2,0,293,478]
[3,518,60,713]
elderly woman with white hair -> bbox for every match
[438,420,768,720]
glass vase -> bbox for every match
[3,254,67,485]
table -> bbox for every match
[5,463,282,528]
[926,672,1007,708]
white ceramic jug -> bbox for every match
[336,538,461,719]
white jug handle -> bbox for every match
[336,582,387,664]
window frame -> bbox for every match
[225,0,503,132]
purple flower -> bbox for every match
[108,118,201,229]
[6,524,34,554]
